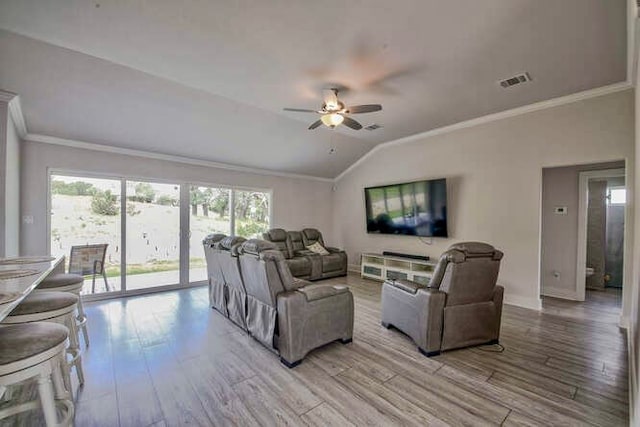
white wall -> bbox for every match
[541,162,624,299]
[5,112,20,256]
[333,90,634,310]
[20,140,335,256]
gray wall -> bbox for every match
[20,140,335,256]
[333,90,634,310]
[541,162,625,298]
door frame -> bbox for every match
[576,168,626,301]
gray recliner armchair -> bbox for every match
[381,242,504,356]
[301,228,348,278]
[238,239,354,367]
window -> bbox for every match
[234,189,271,238]
[50,172,272,295]
[608,187,626,205]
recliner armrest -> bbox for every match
[325,247,344,254]
[385,278,425,294]
[297,284,349,302]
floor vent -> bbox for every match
[498,72,532,88]
[365,123,383,131]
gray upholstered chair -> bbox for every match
[203,233,228,316]
[381,242,504,356]
[238,239,354,367]
[301,228,348,279]
[217,236,247,330]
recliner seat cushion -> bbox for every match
[9,291,78,316]
[0,322,69,367]
[39,273,84,289]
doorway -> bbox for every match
[540,161,628,324]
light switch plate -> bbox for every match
[554,206,567,215]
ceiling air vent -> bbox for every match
[364,123,383,131]
[498,72,532,88]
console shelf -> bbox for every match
[360,252,437,285]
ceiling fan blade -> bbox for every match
[342,116,363,130]
[308,120,323,130]
[283,108,318,113]
[346,104,382,114]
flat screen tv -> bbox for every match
[364,178,448,237]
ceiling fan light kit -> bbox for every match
[321,113,344,128]
[284,88,382,130]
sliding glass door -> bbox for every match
[125,180,181,291]
[50,174,122,295]
[49,172,272,297]
[189,186,231,282]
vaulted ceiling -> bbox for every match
[0,1,628,178]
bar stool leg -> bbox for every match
[76,297,90,347]
[37,374,58,427]
[52,355,71,400]
[66,313,85,386]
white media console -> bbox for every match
[360,252,437,285]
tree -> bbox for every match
[156,194,178,206]
[133,183,155,203]
[190,186,205,216]
[51,180,96,196]
[91,190,119,216]
[210,190,230,218]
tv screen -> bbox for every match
[365,178,448,237]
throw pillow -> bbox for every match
[306,242,330,255]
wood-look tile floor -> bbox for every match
[2,275,629,426]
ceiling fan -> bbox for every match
[283,89,382,130]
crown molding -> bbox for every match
[334,81,633,182]
[0,90,27,138]
[7,96,27,138]
[24,133,334,183]
[0,89,17,103]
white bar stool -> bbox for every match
[36,273,89,347]
[3,292,85,393]
[0,322,74,427]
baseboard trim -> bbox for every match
[347,263,361,274]
[628,320,637,426]
[541,286,580,301]
[504,294,542,311]
[619,315,630,330]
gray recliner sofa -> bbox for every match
[203,233,228,316]
[238,239,354,367]
[381,242,504,356]
[262,228,347,280]
[217,236,247,330]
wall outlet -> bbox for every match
[22,215,34,225]
[554,206,568,215]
